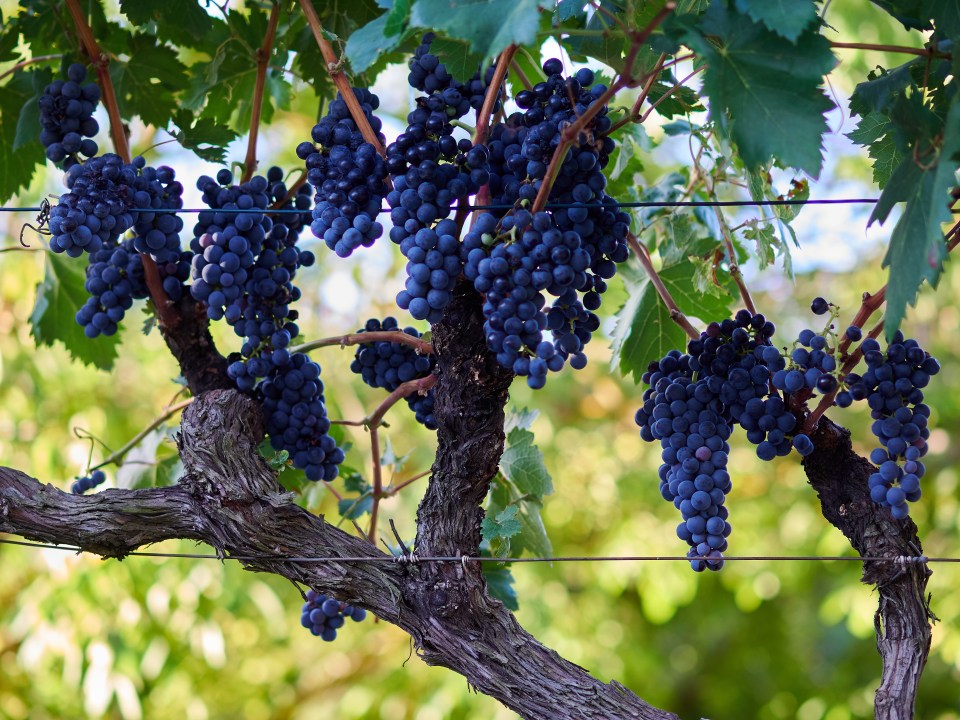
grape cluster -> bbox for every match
[408,33,499,111]
[299,90,387,258]
[846,333,939,518]
[771,328,840,397]
[259,352,343,482]
[48,154,139,256]
[71,469,106,495]
[38,62,100,167]
[300,589,367,641]
[350,317,438,429]
[189,169,272,320]
[634,310,824,568]
[457,59,629,386]
[75,236,147,337]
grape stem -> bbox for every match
[637,65,705,123]
[290,330,434,356]
[298,0,386,156]
[0,54,63,82]
[529,4,676,215]
[608,53,666,135]
[474,45,519,146]
[804,217,960,433]
[829,41,951,59]
[87,398,194,473]
[626,231,700,340]
[367,426,383,544]
[509,59,533,90]
[241,2,281,184]
[703,170,757,316]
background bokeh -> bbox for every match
[1,2,959,718]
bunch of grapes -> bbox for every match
[407,33,499,111]
[48,154,140,256]
[75,236,148,338]
[300,590,367,641]
[772,327,840,397]
[846,333,939,518]
[299,90,387,258]
[350,317,437,429]
[38,62,100,167]
[70,469,106,495]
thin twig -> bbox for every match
[509,59,533,90]
[290,330,433,356]
[367,426,383,544]
[89,399,194,473]
[626,232,700,339]
[0,54,63,82]
[474,45,518,145]
[829,41,951,59]
[241,2,281,183]
[638,65,705,122]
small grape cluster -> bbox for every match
[75,236,147,338]
[300,589,367,641]
[772,328,840,396]
[48,154,139,256]
[38,63,100,167]
[70,469,106,495]
[407,33,499,111]
[847,333,939,518]
[350,317,437,429]
[299,90,387,258]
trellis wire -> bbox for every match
[0,537,950,566]
[0,197,935,215]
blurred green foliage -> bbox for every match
[2,1,960,719]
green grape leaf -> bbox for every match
[110,33,190,128]
[345,13,403,73]
[643,81,704,119]
[504,407,539,433]
[871,95,960,336]
[847,112,905,188]
[869,0,933,31]
[733,0,818,42]
[928,0,960,37]
[170,110,239,163]
[611,274,687,383]
[118,0,215,47]
[13,68,51,152]
[482,563,519,610]
[30,252,120,371]
[501,427,553,499]
[481,505,522,542]
[429,37,485,83]
[513,498,553,558]
[0,70,46,203]
[338,494,374,520]
[658,260,734,319]
[677,1,837,176]
[409,0,542,60]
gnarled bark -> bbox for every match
[806,417,934,720]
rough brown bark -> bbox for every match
[159,294,233,394]
[806,417,934,720]
[0,387,677,720]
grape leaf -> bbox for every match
[118,0,215,47]
[0,71,46,203]
[13,68,51,152]
[429,37,485,84]
[409,0,542,60]
[676,1,837,176]
[847,112,905,188]
[481,563,519,610]
[611,274,687,383]
[504,407,539,433]
[29,252,120,371]
[170,111,239,163]
[928,0,960,37]
[733,0,817,42]
[481,505,522,542]
[501,427,553,498]
[870,95,960,336]
[512,499,552,558]
[110,33,190,128]
[339,494,374,520]
[345,13,403,73]
[869,0,933,31]
[658,260,734,318]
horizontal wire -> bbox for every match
[0,537,950,565]
[0,197,892,215]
